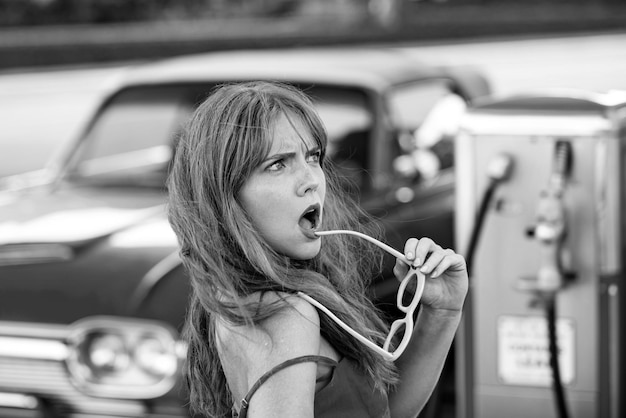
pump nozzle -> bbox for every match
[550,140,573,192]
[465,153,515,274]
[487,153,514,182]
[520,139,574,293]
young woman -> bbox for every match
[167,81,468,418]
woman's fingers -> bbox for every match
[420,250,462,277]
[393,258,409,280]
[397,237,466,282]
[403,238,419,263]
[403,237,463,276]
[404,237,440,269]
[414,238,442,267]
[419,248,458,275]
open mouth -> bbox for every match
[298,204,321,232]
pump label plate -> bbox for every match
[497,315,575,386]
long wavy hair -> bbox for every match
[167,81,397,417]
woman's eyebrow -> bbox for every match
[262,151,296,162]
[302,142,322,156]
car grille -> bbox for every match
[0,357,148,417]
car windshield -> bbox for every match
[66,83,373,188]
[66,86,191,187]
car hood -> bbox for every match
[0,185,184,324]
[1,204,165,248]
[1,183,167,237]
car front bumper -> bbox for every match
[0,321,188,418]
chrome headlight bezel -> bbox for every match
[65,316,184,399]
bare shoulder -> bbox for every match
[216,292,320,355]
[215,292,322,415]
[214,293,322,396]
[264,292,321,334]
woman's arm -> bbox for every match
[388,238,468,418]
[388,306,462,417]
[215,294,322,418]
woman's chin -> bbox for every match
[284,241,322,261]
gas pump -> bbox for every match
[454,90,626,418]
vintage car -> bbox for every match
[0,47,490,417]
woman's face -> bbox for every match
[239,112,326,260]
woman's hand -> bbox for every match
[393,237,468,312]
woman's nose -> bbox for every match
[296,164,320,196]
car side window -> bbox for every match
[308,86,374,193]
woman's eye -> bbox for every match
[267,159,286,171]
[307,151,322,164]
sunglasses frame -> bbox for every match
[298,230,425,361]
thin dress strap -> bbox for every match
[233,355,337,418]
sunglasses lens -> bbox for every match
[387,320,408,350]
[399,271,420,309]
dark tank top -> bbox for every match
[233,355,390,418]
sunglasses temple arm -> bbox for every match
[297,292,395,361]
[315,230,412,266]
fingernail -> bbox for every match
[406,252,414,260]
[420,265,428,273]
[415,257,421,266]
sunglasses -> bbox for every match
[297,230,425,361]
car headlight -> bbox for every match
[135,334,179,377]
[85,332,130,375]
[66,316,183,399]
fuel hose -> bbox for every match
[466,153,513,273]
[545,294,570,418]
